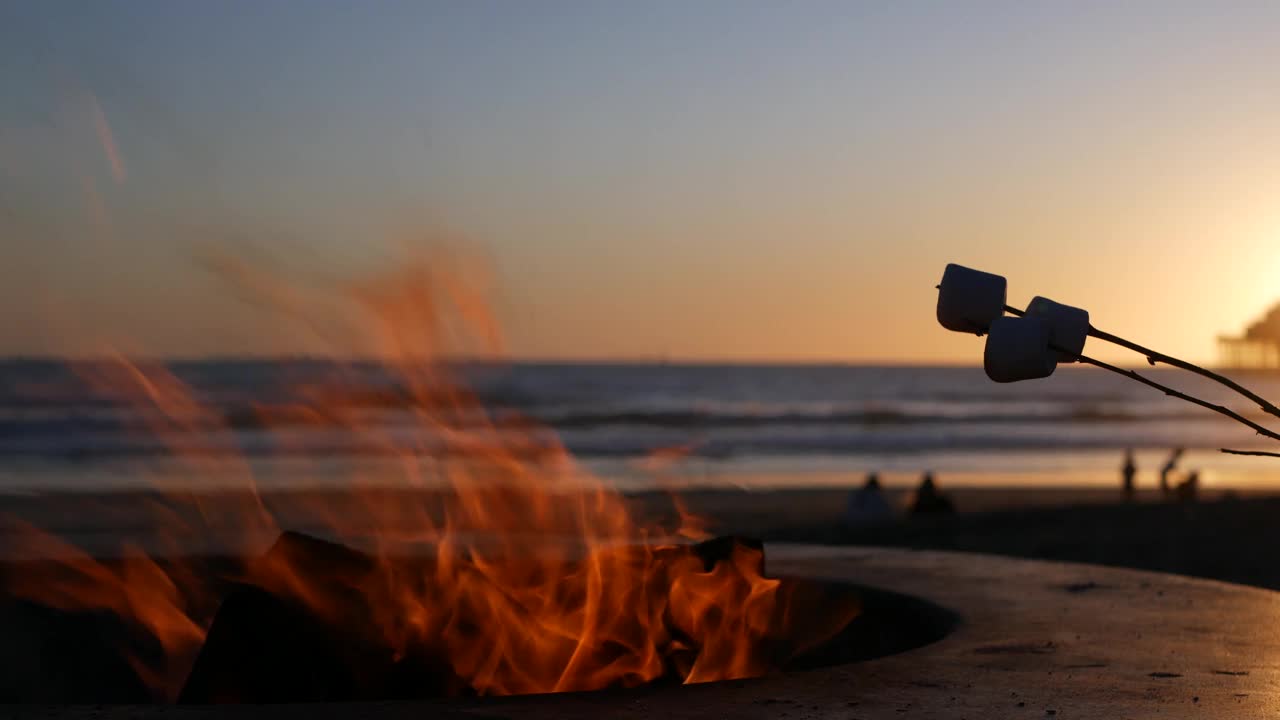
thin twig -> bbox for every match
[1005,303,1280,422]
[1061,349,1280,444]
[1220,448,1280,458]
[951,290,1280,454]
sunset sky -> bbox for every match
[2,2,1279,363]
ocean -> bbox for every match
[2,360,1279,493]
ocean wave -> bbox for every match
[1,361,1276,465]
[0,413,1250,462]
[0,429,1247,462]
[537,406,1185,428]
[0,403,1224,441]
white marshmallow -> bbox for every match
[936,264,1008,334]
[1026,296,1090,362]
[984,316,1057,383]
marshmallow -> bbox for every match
[936,264,1008,334]
[984,316,1057,383]
[1026,296,1090,362]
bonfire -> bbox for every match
[3,251,855,703]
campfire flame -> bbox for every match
[4,248,854,701]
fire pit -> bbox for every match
[0,533,948,705]
[5,545,1278,718]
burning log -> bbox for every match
[686,534,764,571]
[0,600,151,703]
[178,531,827,704]
[180,531,464,703]
[179,581,466,703]
[179,583,362,703]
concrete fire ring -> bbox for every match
[14,546,1280,719]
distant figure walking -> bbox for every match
[844,472,893,527]
[1175,471,1200,503]
[910,471,955,516]
[1159,448,1185,499]
[1121,448,1137,502]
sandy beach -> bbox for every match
[3,484,1278,591]
[657,486,1280,590]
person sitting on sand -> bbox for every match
[1175,470,1199,504]
[844,472,894,527]
[1121,448,1137,502]
[910,471,955,516]
[1159,447,1185,499]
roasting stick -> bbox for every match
[1003,303,1280,422]
[1058,350,1280,445]
[1032,340,1280,456]
[1220,448,1280,459]
[1000,302,1280,456]
[941,282,1280,456]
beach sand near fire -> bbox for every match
[3,484,1279,592]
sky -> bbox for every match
[1,1,1279,363]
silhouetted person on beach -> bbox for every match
[1176,470,1200,503]
[844,472,893,527]
[1121,448,1137,502]
[910,471,955,516]
[1159,447,1185,498]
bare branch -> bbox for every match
[1220,448,1280,458]
[1060,350,1280,445]
[950,290,1280,455]
[1005,304,1280,422]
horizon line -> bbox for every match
[0,354,1243,371]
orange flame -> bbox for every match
[4,247,853,700]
